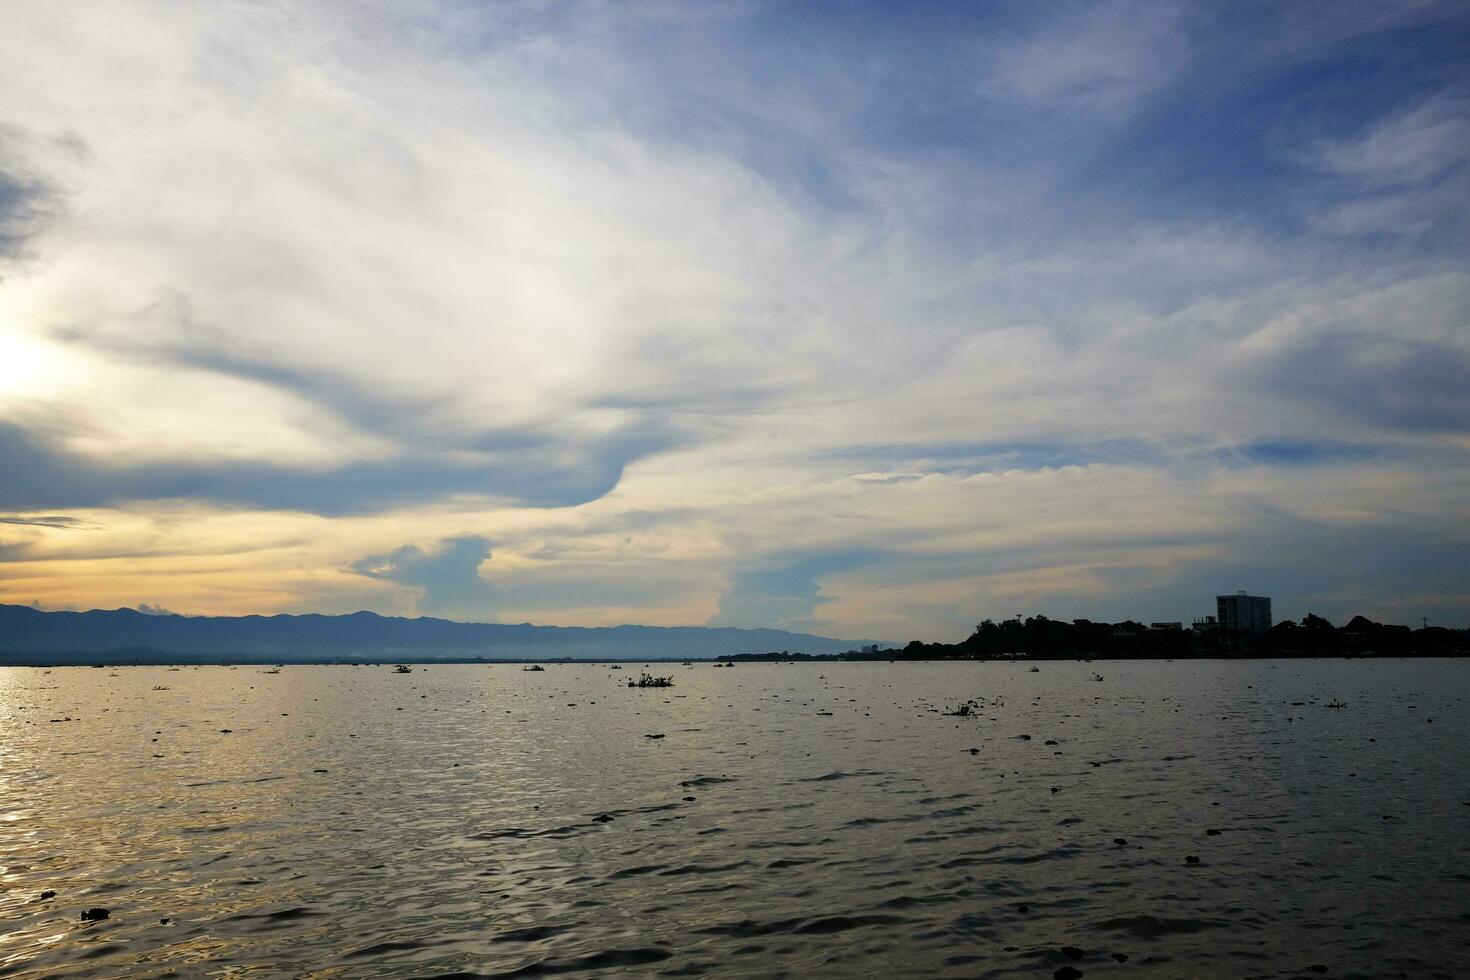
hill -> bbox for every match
[0,604,874,665]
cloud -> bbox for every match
[1253,334,1470,435]
[1311,92,1470,188]
[0,123,62,265]
[982,2,1190,116]
[348,535,497,619]
[709,552,880,633]
[0,416,677,515]
[135,602,176,616]
[0,1,1468,631]
[0,514,89,528]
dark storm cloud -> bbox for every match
[0,417,677,515]
[348,535,497,617]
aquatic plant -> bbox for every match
[943,699,981,717]
[629,672,674,688]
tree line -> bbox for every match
[893,613,1468,660]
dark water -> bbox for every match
[2,660,1467,979]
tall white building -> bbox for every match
[1216,591,1272,635]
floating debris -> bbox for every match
[629,672,673,688]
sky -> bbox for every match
[0,0,1467,641]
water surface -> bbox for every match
[2,660,1466,978]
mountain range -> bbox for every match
[0,604,875,664]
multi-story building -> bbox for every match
[1216,592,1272,635]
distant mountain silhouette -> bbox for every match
[0,604,873,664]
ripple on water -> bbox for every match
[1089,913,1227,937]
[479,946,674,977]
[2,660,1466,979]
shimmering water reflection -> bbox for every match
[1,660,1467,978]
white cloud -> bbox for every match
[0,1,1466,633]
[981,2,1190,116]
[1312,93,1470,188]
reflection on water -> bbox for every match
[1,660,1466,978]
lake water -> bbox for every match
[2,660,1467,979]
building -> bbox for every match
[1149,622,1183,631]
[1216,591,1272,636]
